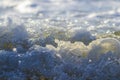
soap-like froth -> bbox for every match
[0,0,120,80]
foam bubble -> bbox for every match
[88,38,120,61]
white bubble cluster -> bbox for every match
[0,25,120,80]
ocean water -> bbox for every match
[0,0,120,80]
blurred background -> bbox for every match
[0,0,120,35]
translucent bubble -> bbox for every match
[88,38,120,61]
